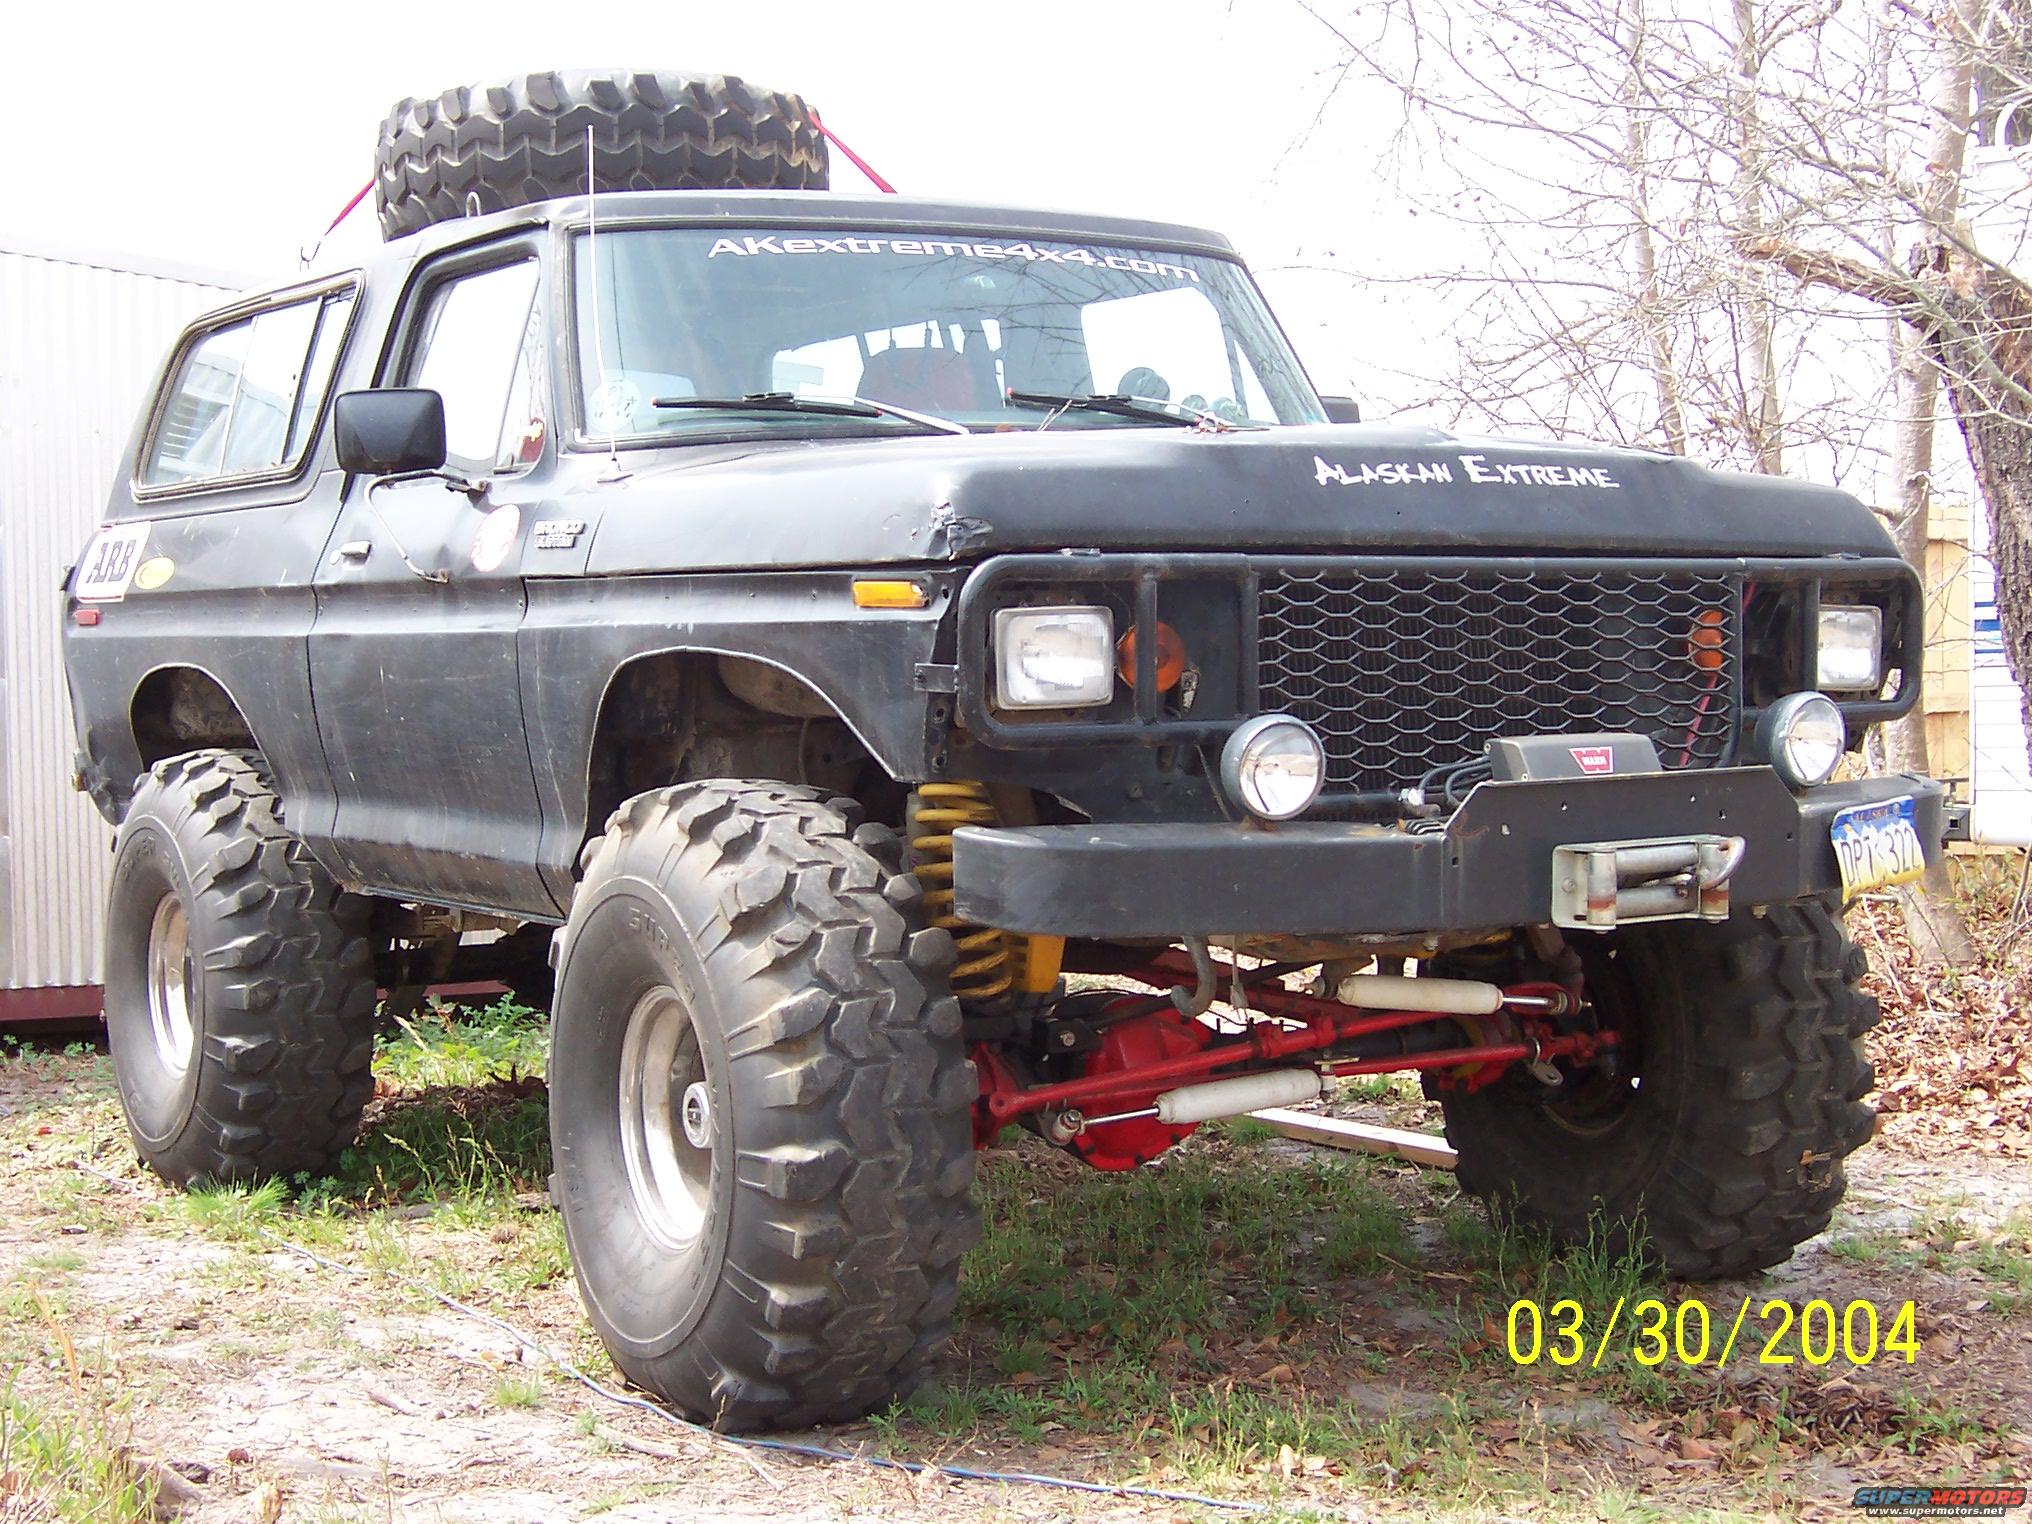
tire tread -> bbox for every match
[560,780,973,1430]
[115,750,376,1185]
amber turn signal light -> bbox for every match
[1117,621,1187,692]
[851,579,930,609]
[1689,609,1726,672]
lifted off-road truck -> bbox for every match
[63,71,1940,1429]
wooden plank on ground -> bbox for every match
[1250,1108,1458,1169]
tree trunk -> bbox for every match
[1886,320,1942,779]
[1622,2,1691,454]
[1729,0,1785,473]
[1936,271,2032,753]
[1882,0,1984,966]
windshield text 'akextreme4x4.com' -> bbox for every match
[61,68,1937,1432]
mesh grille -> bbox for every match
[1257,564,1741,792]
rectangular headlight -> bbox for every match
[994,605,1115,709]
[1817,605,1884,691]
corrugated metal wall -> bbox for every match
[0,238,245,990]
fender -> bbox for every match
[521,568,959,908]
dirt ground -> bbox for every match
[2,887,2029,1523]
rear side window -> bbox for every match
[143,288,357,488]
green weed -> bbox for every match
[491,1374,543,1409]
[374,999,547,1092]
[181,1178,287,1240]
[0,1390,157,1523]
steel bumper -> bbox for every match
[951,769,1944,938]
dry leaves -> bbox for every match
[1853,886,2032,1157]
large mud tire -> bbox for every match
[548,781,976,1430]
[375,70,829,240]
[104,750,378,1185]
[1435,899,1877,1278]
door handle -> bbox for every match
[334,541,372,563]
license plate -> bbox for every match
[1830,796,1926,899]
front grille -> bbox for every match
[1257,563,1741,793]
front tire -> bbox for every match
[1435,899,1877,1278]
[104,751,377,1185]
[549,782,977,1430]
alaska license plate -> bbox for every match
[1830,796,1926,899]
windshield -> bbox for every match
[571,226,1324,440]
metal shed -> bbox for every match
[0,235,246,1020]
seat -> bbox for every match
[857,346,982,413]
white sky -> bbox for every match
[6,0,1421,401]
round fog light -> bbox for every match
[1757,691,1845,788]
[1221,714,1325,820]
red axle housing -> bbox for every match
[974,957,1612,1137]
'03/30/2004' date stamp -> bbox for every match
[1505,1297,1922,1369]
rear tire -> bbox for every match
[1434,898,1876,1278]
[549,781,976,1430]
[104,751,377,1185]
[375,70,829,240]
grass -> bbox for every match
[374,998,549,1090]
[492,1373,544,1408]
[3,996,2021,1517]
[309,999,551,1211]
[1828,1206,2032,1313]
[128,1002,563,1338]
[893,1134,1637,1504]
[0,1390,157,1522]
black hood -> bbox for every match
[578,422,1897,574]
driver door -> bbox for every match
[307,240,558,916]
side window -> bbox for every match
[147,325,252,483]
[284,292,357,462]
[143,288,358,489]
[402,259,543,474]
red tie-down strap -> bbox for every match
[808,109,896,194]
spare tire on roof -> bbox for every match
[374,69,830,240]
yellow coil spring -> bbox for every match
[907,782,1014,1002]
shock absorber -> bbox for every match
[906,782,1015,1002]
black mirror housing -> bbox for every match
[1320,395,1363,425]
[335,389,447,476]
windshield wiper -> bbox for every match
[1004,389,1246,431]
[650,391,968,435]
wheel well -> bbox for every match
[131,668,257,768]
[583,651,892,843]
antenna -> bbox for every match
[587,126,628,482]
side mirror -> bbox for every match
[335,389,447,476]
[1320,395,1363,425]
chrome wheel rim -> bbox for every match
[617,986,714,1250]
[146,895,196,1077]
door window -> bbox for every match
[142,288,357,487]
[403,259,544,474]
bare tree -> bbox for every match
[1730,0,1787,472]
[1301,0,2026,961]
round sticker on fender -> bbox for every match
[470,505,522,574]
[133,556,176,591]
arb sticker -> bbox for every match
[74,522,152,603]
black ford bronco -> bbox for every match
[62,71,1941,1429]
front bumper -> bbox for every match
[951,769,1944,937]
